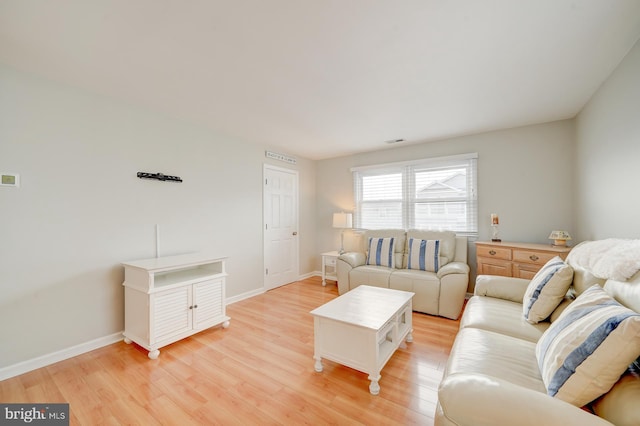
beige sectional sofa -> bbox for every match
[336,229,469,320]
[436,239,640,426]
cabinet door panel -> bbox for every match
[193,279,224,329]
[513,264,540,280]
[152,287,192,344]
[478,258,512,277]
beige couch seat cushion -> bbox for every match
[592,368,640,426]
[461,296,550,343]
[348,264,393,288]
[389,269,440,314]
[444,327,546,393]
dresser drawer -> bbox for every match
[513,250,556,266]
[325,257,337,267]
[477,245,512,261]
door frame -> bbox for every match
[263,163,299,290]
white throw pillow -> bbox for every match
[536,284,640,407]
[523,256,573,323]
[365,237,395,268]
[407,238,440,272]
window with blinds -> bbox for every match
[352,153,478,236]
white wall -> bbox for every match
[0,64,316,368]
[316,120,575,289]
[575,39,640,240]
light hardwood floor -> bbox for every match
[0,277,460,425]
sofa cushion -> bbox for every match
[445,327,546,393]
[536,284,640,407]
[523,256,573,324]
[461,296,549,343]
[591,366,640,426]
[365,237,396,268]
[349,265,393,288]
[407,238,440,272]
[389,269,439,314]
[405,229,456,267]
[364,229,406,268]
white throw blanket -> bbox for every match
[567,238,640,281]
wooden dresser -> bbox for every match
[476,241,572,279]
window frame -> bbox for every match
[352,153,478,237]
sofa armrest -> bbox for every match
[437,373,613,426]
[337,252,366,269]
[437,261,470,279]
[474,275,530,303]
[336,253,366,295]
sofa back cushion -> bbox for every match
[566,239,640,296]
[364,229,406,268]
[604,271,640,312]
[407,238,440,272]
[405,230,456,268]
[536,284,640,407]
[522,256,573,324]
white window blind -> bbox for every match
[352,153,478,236]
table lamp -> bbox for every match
[333,212,353,254]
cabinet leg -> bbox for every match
[406,331,413,343]
[322,279,326,286]
[314,357,323,372]
[148,349,160,360]
[222,320,230,329]
[368,376,381,395]
[123,337,132,344]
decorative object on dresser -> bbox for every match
[490,213,501,242]
[122,253,230,359]
[332,212,353,254]
[548,230,572,246]
[476,241,571,279]
[321,251,339,286]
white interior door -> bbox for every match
[264,165,298,290]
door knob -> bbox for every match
[292,231,298,236]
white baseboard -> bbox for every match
[299,271,320,280]
[226,287,265,305]
[0,332,123,381]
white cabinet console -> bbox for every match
[122,253,230,359]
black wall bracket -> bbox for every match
[137,172,183,183]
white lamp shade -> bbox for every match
[332,212,353,229]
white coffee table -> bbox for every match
[310,285,414,395]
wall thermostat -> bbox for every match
[1,173,20,187]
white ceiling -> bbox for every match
[2,1,640,160]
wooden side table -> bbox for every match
[321,251,339,286]
[476,241,572,279]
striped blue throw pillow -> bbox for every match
[365,237,395,268]
[407,238,440,272]
[522,256,573,323]
[536,284,640,407]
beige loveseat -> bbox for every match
[436,239,640,426]
[336,229,469,320]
